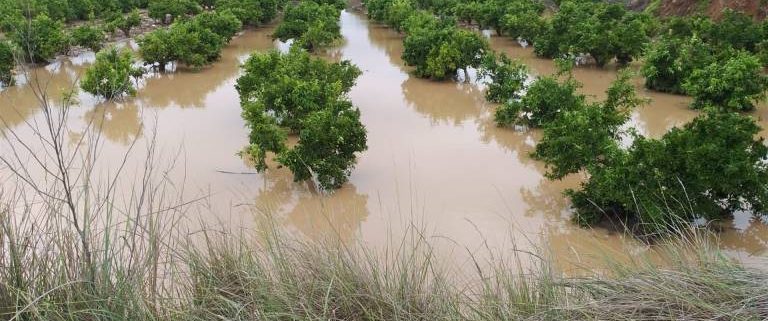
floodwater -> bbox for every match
[1,11,767,273]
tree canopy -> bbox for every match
[273,1,342,51]
[533,1,652,67]
[0,41,14,86]
[478,52,528,103]
[237,49,367,190]
[10,14,69,63]
[80,46,144,99]
[683,51,768,112]
[138,10,242,71]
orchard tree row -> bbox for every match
[79,9,244,99]
[643,11,768,112]
[364,0,490,80]
[483,55,768,235]
[237,48,368,190]
[0,0,284,87]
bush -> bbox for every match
[11,14,69,63]
[70,24,104,52]
[80,46,144,99]
[237,49,366,189]
[168,19,225,68]
[0,40,14,86]
[273,1,341,51]
[478,52,528,103]
[682,51,768,112]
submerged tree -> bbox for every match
[568,112,768,234]
[533,1,652,67]
[237,49,367,189]
[683,51,768,112]
[137,28,174,71]
[641,35,714,94]
[11,14,69,63]
[495,60,584,128]
[272,1,341,51]
[80,46,144,99]
[478,52,528,103]
[147,0,201,22]
[217,0,283,26]
[70,24,105,52]
[402,23,489,80]
[107,10,142,37]
[532,71,645,179]
[0,40,14,86]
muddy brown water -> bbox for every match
[1,11,766,273]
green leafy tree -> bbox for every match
[478,52,528,103]
[137,28,174,71]
[272,1,341,51]
[683,51,768,112]
[70,24,104,52]
[193,10,242,41]
[147,0,201,22]
[532,71,645,179]
[237,49,366,190]
[641,35,714,94]
[533,1,651,67]
[11,14,69,63]
[495,61,584,128]
[168,19,225,69]
[500,0,545,43]
[108,10,142,37]
[80,46,144,99]
[217,0,283,26]
[237,48,361,131]
[568,112,768,234]
[403,24,488,80]
[705,10,763,53]
[0,40,15,86]
[278,102,368,190]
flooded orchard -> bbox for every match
[1,10,766,273]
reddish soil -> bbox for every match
[656,0,768,20]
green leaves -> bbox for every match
[138,10,242,71]
[478,53,528,103]
[403,23,488,80]
[147,0,201,22]
[570,112,768,234]
[70,24,105,52]
[238,49,367,190]
[683,51,768,112]
[272,1,342,52]
[80,46,144,99]
[494,73,584,128]
[217,0,284,26]
[10,14,69,63]
[533,1,651,67]
[0,40,14,86]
